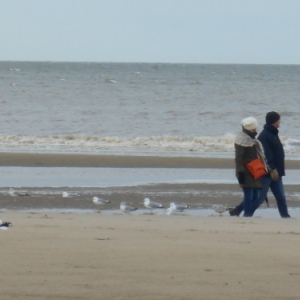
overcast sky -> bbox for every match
[0,0,299,64]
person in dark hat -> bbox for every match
[230,111,290,218]
[252,111,290,217]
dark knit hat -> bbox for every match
[266,111,280,125]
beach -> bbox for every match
[1,211,300,300]
[1,153,300,299]
[2,61,300,300]
[1,149,300,300]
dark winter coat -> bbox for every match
[234,130,263,188]
[258,124,285,177]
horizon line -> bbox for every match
[0,60,299,66]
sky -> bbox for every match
[0,0,299,64]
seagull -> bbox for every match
[92,197,110,205]
[62,191,79,198]
[212,204,230,216]
[0,219,12,230]
[166,207,174,215]
[9,188,29,197]
[169,202,189,212]
[92,196,110,212]
[120,202,138,214]
[144,198,164,212]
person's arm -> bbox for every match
[259,135,278,181]
[235,144,246,184]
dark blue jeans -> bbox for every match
[234,175,290,218]
[242,188,260,217]
[251,175,290,217]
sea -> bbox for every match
[1,61,300,157]
[1,62,300,216]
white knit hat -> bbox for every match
[241,117,258,131]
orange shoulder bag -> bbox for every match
[246,158,268,180]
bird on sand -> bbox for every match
[92,196,110,205]
[169,202,189,213]
[62,191,79,198]
[120,202,138,214]
[0,219,12,230]
[212,204,230,216]
[92,197,111,212]
[143,198,164,212]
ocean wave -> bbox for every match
[1,134,300,157]
[0,134,236,154]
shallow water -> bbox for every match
[1,166,300,187]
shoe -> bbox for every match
[229,208,239,216]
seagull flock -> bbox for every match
[4,188,232,229]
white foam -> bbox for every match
[0,133,296,156]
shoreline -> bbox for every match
[1,183,299,211]
[1,152,300,168]
[1,152,299,213]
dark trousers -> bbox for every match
[234,175,290,218]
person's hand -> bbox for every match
[270,169,279,182]
[237,171,245,184]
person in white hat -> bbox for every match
[232,117,266,217]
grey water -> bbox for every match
[1,166,300,188]
[1,62,300,156]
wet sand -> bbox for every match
[1,183,300,211]
[0,152,237,168]
[1,152,300,168]
[0,152,299,211]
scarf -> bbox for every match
[235,131,269,171]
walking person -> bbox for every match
[230,111,290,218]
[234,117,264,217]
[250,111,290,217]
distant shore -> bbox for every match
[1,152,300,169]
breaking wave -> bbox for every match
[0,134,299,158]
[0,134,237,155]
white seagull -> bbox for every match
[120,202,138,214]
[92,196,110,205]
[169,202,189,212]
[62,191,79,198]
[166,207,174,215]
[212,204,230,216]
[144,198,164,212]
[92,197,110,212]
[9,188,29,197]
